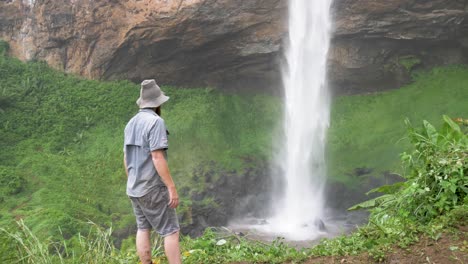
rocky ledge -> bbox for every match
[1,0,467,93]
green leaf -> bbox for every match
[443,115,461,133]
[348,194,395,211]
[366,182,405,195]
[423,120,438,144]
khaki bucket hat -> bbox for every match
[136,79,169,108]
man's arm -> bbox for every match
[123,153,129,178]
[151,150,179,208]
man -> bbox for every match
[123,79,181,264]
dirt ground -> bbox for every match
[303,226,468,264]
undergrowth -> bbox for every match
[315,116,467,262]
[0,45,279,251]
[2,117,466,263]
[328,66,468,183]
[1,40,467,263]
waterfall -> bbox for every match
[267,0,333,241]
[19,0,36,61]
[24,0,36,6]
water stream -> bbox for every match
[20,0,36,61]
[269,0,333,240]
[230,0,334,242]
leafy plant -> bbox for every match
[401,116,467,220]
[351,116,467,222]
[332,116,468,261]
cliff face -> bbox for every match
[1,0,467,93]
[0,0,286,92]
[331,0,468,93]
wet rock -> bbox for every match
[236,231,245,237]
[180,160,272,237]
[353,167,373,177]
[325,169,405,210]
[314,218,327,232]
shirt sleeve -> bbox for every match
[148,118,169,151]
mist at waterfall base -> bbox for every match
[229,0,360,242]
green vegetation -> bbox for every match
[2,117,466,263]
[1,40,467,263]
[180,229,308,263]
[398,55,421,71]
[0,44,279,261]
[328,66,468,183]
[315,116,467,261]
[1,220,130,264]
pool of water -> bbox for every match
[227,209,368,248]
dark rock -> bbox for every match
[180,160,273,237]
[314,218,327,231]
[325,169,405,210]
[354,167,373,176]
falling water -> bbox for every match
[265,0,333,240]
[19,0,36,61]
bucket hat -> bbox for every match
[136,79,169,108]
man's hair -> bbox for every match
[142,107,161,116]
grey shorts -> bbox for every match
[129,186,180,237]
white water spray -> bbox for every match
[263,0,333,240]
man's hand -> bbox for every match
[167,185,179,208]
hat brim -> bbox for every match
[137,94,169,108]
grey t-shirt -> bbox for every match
[124,109,168,197]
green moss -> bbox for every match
[398,55,421,71]
[0,52,280,242]
[328,66,468,183]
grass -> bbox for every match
[0,39,467,263]
[1,220,132,264]
[0,44,280,254]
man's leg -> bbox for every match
[136,229,152,264]
[164,231,181,264]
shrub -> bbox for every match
[400,116,467,220]
[313,116,467,261]
[0,166,25,196]
[351,116,467,222]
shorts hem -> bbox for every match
[160,228,180,237]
